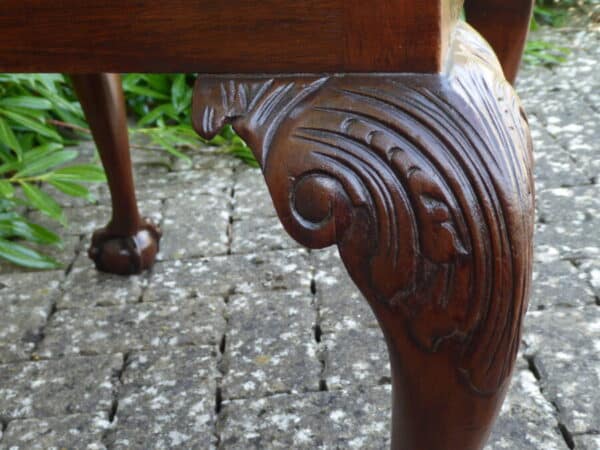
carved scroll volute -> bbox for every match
[193,21,534,406]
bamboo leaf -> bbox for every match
[14,150,78,178]
[0,96,53,110]
[23,143,64,163]
[20,182,66,225]
[48,164,106,182]
[0,116,23,160]
[0,218,61,246]
[49,179,94,201]
[149,133,190,161]
[0,180,15,198]
[35,86,84,116]
[144,75,170,93]
[171,74,189,113]
[0,108,63,141]
[0,238,60,269]
[0,161,20,177]
[138,104,177,127]
[122,85,170,100]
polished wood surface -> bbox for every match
[193,22,534,450]
[2,0,460,73]
[464,0,534,83]
[70,74,161,274]
[2,1,536,448]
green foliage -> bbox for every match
[524,0,584,67]
[122,74,255,166]
[533,5,569,28]
[0,74,106,269]
[524,40,570,66]
[532,0,596,28]
[0,73,255,269]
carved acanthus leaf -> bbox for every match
[192,22,534,396]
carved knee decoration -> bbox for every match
[193,22,534,450]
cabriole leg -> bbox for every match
[192,22,534,450]
[70,73,161,275]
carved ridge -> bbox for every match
[192,22,534,396]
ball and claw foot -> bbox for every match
[88,218,162,275]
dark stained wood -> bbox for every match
[2,0,460,73]
[343,0,462,71]
[70,74,161,275]
[193,22,534,450]
[465,0,535,83]
[2,1,537,447]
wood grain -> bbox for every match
[71,74,161,275]
[1,0,461,73]
[192,21,534,450]
[464,0,534,83]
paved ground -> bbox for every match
[1,9,599,450]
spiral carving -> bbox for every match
[192,22,534,396]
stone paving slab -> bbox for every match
[535,186,600,262]
[232,168,277,220]
[144,249,311,302]
[37,298,225,358]
[58,266,146,309]
[171,150,238,173]
[136,156,234,201]
[159,191,231,261]
[111,346,219,449]
[0,270,63,310]
[0,342,35,365]
[231,216,300,254]
[313,248,391,389]
[112,381,217,450]
[580,259,600,298]
[122,346,219,386]
[220,367,567,450]
[223,291,320,399]
[537,186,600,225]
[0,270,64,363]
[575,434,600,450]
[538,91,599,152]
[485,361,567,450]
[529,259,596,310]
[320,328,390,391]
[0,354,122,420]
[0,307,46,353]
[29,199,163,238]
[0,412,110,450]
[529,132,591,191]
[218,386,392,450]
[523,307,600,435]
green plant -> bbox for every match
[524,40,571,66]
[524,0,582,67]
[122,74,256,165]
[532,0,595,28]
[0,73,257,269]
[0,74,106,268]
[533,5,569,28]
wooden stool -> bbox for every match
[1,1,535,448]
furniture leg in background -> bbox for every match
[464,0,535,84]
[70,74,161,275]
[193,21,534,450]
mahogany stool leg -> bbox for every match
[464,0,535,84]
[70,73,161,275]
[192,22,534,450]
